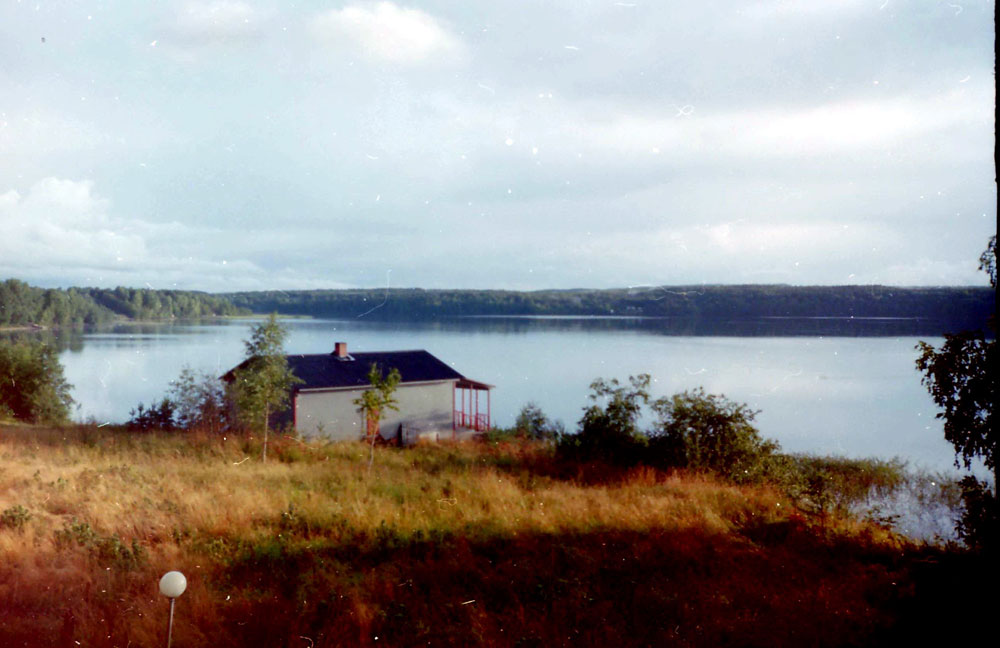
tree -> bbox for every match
[354,363,401,441]
[513,402,563,440]
[168,366,229,433]
[916,235,997,548]
[126,398,176,432]
[0,340,74,423]
[354,363,401,466]
[649,387,778,483]
[231,314,300,461]
[558,374,651,464]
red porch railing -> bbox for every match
[453,377,493,435]
[454,411,489,432]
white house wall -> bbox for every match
[295,389,364,441]
[294,380,456,442]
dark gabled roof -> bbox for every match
[285,350,464,391]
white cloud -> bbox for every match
[738,0,872,21]
[173,1,269,43]
[311,2,463,65]
[558,86,991,162]
[0,177,363,291]
[0,178,146,272]
[881,258,985,286]
[0,178,251,289]
[0,110,106,160]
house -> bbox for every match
[229,342,493,444]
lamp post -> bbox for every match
[159,571,187,648]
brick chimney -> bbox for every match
[334,341,348,358]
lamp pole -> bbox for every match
[166,598,176,648]
[159,571,187,648]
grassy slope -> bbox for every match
[0,424,990,647]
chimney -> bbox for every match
[334,342,348,358]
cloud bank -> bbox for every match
[0,0,993,291]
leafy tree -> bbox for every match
[231,314,301,461]
[0,340,74,423]
[126,398,176,432]
[649,387,778,483]
[168,366,230,433]
[354,363,401,467]
[558,374,651,464]
[354,363,401,441]
[916,235,996,549]
[513,402,564,440]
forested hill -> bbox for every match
[0,279,249,328]
[4,280,993,332]
[225,285,995,329]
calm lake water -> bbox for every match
[38,315,969,476]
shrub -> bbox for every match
[126,398,176,432]
[54,519,147,570]
[168,366,233,433]
[486,403,565,443]
[0,505,32,531]
[648,387,778,483]
[514,402,564,440]
[956,476,998,551]
[0,340,74,423]
[774,455,907,517]
[557,375,651,465]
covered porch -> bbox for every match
[453,377,493,436]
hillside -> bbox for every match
[0,424,991,647]
[3,278,993,334]
[0,279,249,328]
[225,285,995,331]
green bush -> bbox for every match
[513,402,564,440]
[1,505,32,531]
[648,388,778,483]
[126,398,176,432]
[484,403,565,443]
[54,519,147,570]
[956,476,998,551]
[0,340,74,423]
[771,455,907,517]
[557,375,651,465]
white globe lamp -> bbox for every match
[159,571,187,598]
[159,571,187,648]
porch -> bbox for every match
[453,377,494,436]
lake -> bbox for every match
[40,315,969,476]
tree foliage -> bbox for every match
[168,366,231,433]
[354,363,401,441]
[558,375,651,464]
[224,284,994,329]
[513,402,564,440]
[0,278,248,328]
[126,398,176,432]
[556,375,780,482]
[649,388,778,482]
[0,340,74,423]
[231,314,300,461]
[916,235,997,549]
[916,333,995,476]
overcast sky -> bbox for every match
[1,1,995,291]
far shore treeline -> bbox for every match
[226,284,994,329]
[0,279,249,328]
[1,277,994,332]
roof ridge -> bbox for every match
[286,348,431,357]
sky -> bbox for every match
[0,0,995,292]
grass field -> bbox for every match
[0,423,991,647]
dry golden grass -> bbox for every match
[0,423,981,647]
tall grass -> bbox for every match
[0,423,982,647]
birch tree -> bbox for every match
[232,314,300,461]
